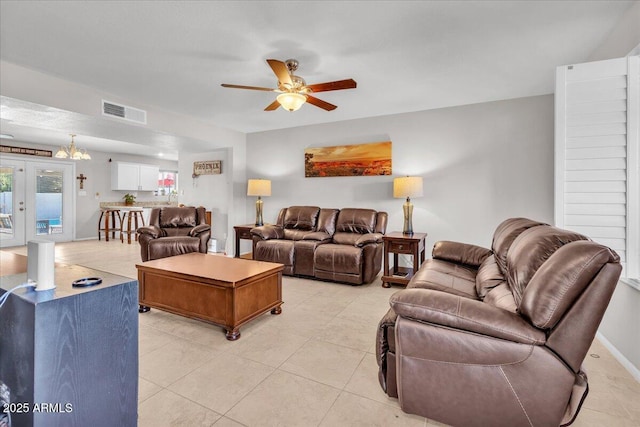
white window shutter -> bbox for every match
[555,56,640,278]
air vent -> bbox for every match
[102,100,147,124]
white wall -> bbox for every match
[588,1,640,62]
[247,94,554,253]
[179,148,230,252]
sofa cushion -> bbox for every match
[335,208,377,234]
[284,229,316,241]
[147,236,200,261]
[491,217,547,275]
[254,240,294,267]
[475,255,505,299]
[314,244,362,275]
[506,226,589,306]
[159,207,197,228]
[408,259,478,299]
[520,241,619,329]
[283,206,320,231]
[332,232,361,246]
[483,283,517,313]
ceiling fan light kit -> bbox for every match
[277,92,307,112]
[221,58,356,112]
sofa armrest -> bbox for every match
[189,224,211,237]
[355,233,384,247]
[251,225,284,240]
[302,231,332,242]
[137,225,162,238]
[432,241,492,267]
[390,289,545,345]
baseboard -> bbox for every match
[74,237,99,241]
[596,331,640,382]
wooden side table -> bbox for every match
[234,224,256,258]
[382,232,427,288]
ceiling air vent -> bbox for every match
[102,100,147,125]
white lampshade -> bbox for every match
[247,179,272,197]
[393,176,424,199]
[277,92,306,112]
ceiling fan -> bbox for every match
[221,58,357,112]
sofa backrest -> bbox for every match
[521,241,621,372]
[147,206,206,237]
[317,208,340,235]
[505,225,589,305]
[282,206,320,231]
[491,217,547,274]
[335,208,378,234]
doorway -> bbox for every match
[0,157,74,248]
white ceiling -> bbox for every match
[0,1,635,158]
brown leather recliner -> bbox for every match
[137,206,210,262]
[377,218,622,427]
[251,206,387,285]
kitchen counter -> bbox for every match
[99,202,179,209]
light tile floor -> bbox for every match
[5,239,639,426]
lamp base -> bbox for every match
[255,197,264,226]
[402,198,414,236]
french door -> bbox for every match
[0,157,74,248]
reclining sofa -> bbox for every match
[137,206,210,262]
[377,218,622,427]
[251,206,387,285]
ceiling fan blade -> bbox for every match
[306,95,337,111]
[266,59,293,87]
[221,83,275,92]
[306,79,357,93]
[264,100,281,111]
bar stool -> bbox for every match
[98,209,122,241]
[121,209,145,244]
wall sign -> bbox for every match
[193,160,222,177]
[1,145,52,158]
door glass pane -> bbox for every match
[36,169,63,235]
[0,167,14,237]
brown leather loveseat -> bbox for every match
[251,206,387,285]
[137,206,210,262]
[377,218,622,427]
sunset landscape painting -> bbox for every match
[304,141,392,177]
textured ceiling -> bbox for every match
[0,1,635,157]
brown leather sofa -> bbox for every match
[137,206,210,262]
[251,206,387,285]
[377,218,622,427]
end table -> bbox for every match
[233,224,256,258]
[382,232,427,288]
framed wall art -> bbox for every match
[304,141,392,177]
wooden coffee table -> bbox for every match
[136,253,284,340]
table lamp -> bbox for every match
[247,179,271,226]
[393,176,423,235]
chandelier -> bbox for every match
[55,134,91,160]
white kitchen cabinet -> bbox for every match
[111,162,159,191]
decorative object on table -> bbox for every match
[72,277,102,287]
[247,179,271,226]
[393,176,423,235]
[192,160,221,178]
[123,193,136,206]
[221,58,356,112]
[1,144,52,158]
[76,173,87,189]
[55,134,91,160]
[305,141,392,177]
